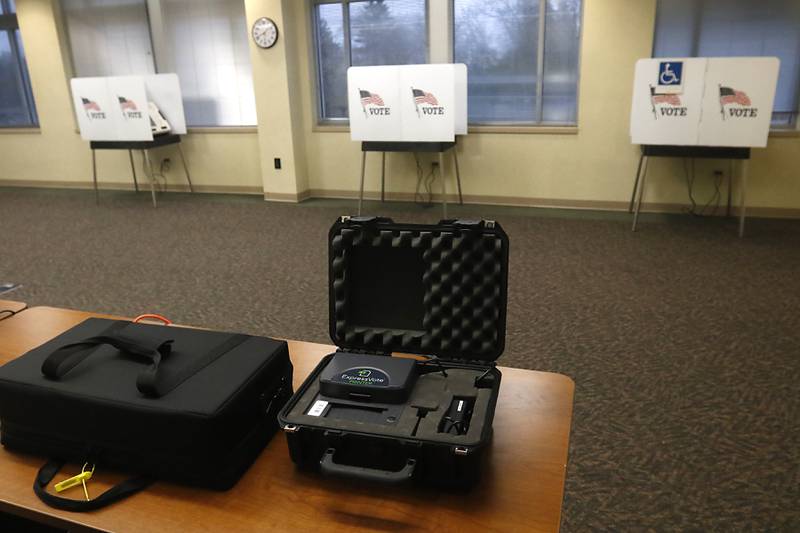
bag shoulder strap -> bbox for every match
[34,460,153,512]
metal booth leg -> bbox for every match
[358,150,366,216]
[738,159,749,238]
[629,152,644,213]
[727,159,733,217]
[453,147,463,205]
[380,152,386,202]
[142,149,158,208]
[92,149,99,205]
[631,156,649,232]
[177,144,194,193]
[128,150,139,192]
[439,152,447,220]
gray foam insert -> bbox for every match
[285,364,497,446]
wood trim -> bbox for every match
[309,125,580,135]
[4,181,799,219]
[0,127,41,134]
[768,129,800,138]
[0,180,262,195]
[468,125,578,134]
[186,127,258,134]
[311,124,350,133]
[302,189,800,219]
[263,190,311,203]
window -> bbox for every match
[0,0,38,127]
[312,0,428,121]
[654,0,800,129]
[61,0,257,126]
[454,0,582,125]
[62,0,154,77]
[311,0,581,125]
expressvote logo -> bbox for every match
[359,89,390,117]
[336,367,389,387]
[411,87,444,116]
[118,96,143,119]
[649,86,686,118]
[81,97,106,120]
[719,86,757,119]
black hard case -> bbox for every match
[0,318,293,491]
[278,217,509,487]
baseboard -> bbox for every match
[0,179,262,195]
[263,190,311,203]
[3,180,799,219]
[302,189,800,219]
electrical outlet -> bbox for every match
[160,158,171,173]
[274,158,282,169]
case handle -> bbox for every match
[41,321,174,398]
[41,320,249,398]
[319,448,415,485]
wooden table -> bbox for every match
[0,300,27,321]
[0,307,574,532]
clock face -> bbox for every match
[252,17,278,49]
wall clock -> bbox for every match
[252,17,278,49]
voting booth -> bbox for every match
[71,74,187,141]
[70,74,192,207]
[347,64,468,216]
[628,57,780,236]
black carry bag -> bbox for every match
[0,318,293,511]
[279,216,509,488]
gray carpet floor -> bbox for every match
[2,187,799,531]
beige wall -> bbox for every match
[1,0,799,213]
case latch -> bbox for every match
[448,219,496,231]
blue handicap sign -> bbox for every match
[658,62,683,86]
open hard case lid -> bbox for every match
[328,216,509,362]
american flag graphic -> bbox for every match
[359,90,384,107]
[412,88,438,106]
[81,97,100,112]
[719,87,751,106]
[118,96,138,111]
[652,93,682,106]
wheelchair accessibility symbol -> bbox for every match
[658,62,683,86]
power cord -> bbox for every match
[683,158,723,217]
[413,153,437,206]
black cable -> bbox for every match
[683,158,699,216]
[417,356,448,377]
[413,152,436,207]
[0,309,18,319]
[699,169,723,217]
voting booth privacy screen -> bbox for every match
[348,64,467,142]
[630,57,780,147]
[71,74,187,141]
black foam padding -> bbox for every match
[329,221,508,360]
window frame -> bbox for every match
[310,0,583,129]
[311,0,431,126]
[0,0,39,128]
